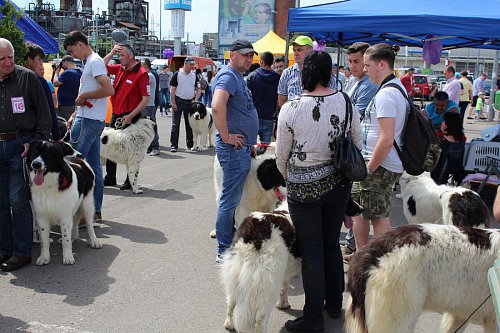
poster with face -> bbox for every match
[218,0,275,47]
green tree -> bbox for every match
[0,1,27,65]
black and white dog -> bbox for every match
[346,224,497,333]
[27,140,102,265]
[188,101,216,151]
[220,201,301,333]
[399,172,489,227]
[211,153,287,238]
[100,118,155,194]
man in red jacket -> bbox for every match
[102,44,150,190]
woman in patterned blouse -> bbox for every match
[276,51,362,332]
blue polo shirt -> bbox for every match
[425,100,459,126]
[213,66,258,145]
[57,68,82,106]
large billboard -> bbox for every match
[164,0,192,11]
[218,0,275,47]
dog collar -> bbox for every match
[274,187,285,202]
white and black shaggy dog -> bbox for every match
[211,153,287,238]
[27,140,102,265]
[345,224,498,333]
[399,171,489,227]
[188,101,216,151]
[100,118,155,194]
[220,201,302,333]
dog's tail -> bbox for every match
[345,296,368,333]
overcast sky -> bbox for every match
[12,0,329,43]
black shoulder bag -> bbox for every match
[333,92,368,181]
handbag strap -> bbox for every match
[340,91,353,138]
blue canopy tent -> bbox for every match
[287,0,500,50]
[0,0,59,54]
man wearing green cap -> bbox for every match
[277,35,314,108]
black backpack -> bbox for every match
[383,83,441,176]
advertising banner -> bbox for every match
[164,0,192,11]
[218,0,275,47]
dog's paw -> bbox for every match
[62,254,76,265]
[276,299,291,309]
[223,316,234,331]
[209,229,216,238]
[133,188,143,194]
[36,255,50,266]
[89,239,102,249]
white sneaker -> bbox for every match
[149,149,160,156]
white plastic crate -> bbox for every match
[463,139,500,173]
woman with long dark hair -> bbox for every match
[276,51,362,332]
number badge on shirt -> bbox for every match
[11,97,26,114]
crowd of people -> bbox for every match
[1,28,499,332]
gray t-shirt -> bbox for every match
[213,66,259,145]
[147,72,156,106]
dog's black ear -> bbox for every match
[59,142,75,157]
[101,135,109,144]
[256,158,286,190]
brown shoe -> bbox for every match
[78,217,86,229]
[94,212,102,223]
[343,254,353,264]
[1,256,31,272]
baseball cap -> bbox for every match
[230,39,258,55]
[185,57,195,64]
[61,55,75,62]
[292,35,314,47]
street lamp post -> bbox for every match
[94,10,100,54]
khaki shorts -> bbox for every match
[351,165,401,221]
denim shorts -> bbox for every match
[351,165,401,220]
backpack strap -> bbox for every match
[380,82,411,154]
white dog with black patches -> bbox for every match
[100,118,155,194]
[211,153,287,238]
[346,224,498,333]
[27,140,102,265]
[188,101,216,151]
[399,171,489,227]
[220,201,301,333]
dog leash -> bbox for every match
[453,294,491,333]
[115,117,126,130]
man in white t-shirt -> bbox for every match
[351,43,408,253]
[169,57,201,152]
[64,31,114,222]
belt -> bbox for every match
[175,96,194,103]
[0,129,33,141]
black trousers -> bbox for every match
[287,181,351,328]
[105,112,142,180]
[170,96,194,149]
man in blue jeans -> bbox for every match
[64,31,114,222]
[0,38,51,272]
[212,39,259,262]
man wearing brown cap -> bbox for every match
[212,39,259,262]
[52,55,82,120]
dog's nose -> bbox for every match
[32,161,42,170]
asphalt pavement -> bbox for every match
[0,113,496,333]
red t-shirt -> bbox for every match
[107,62,149,115]
[401,75,412,93]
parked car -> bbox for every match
[411,74,432,100]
